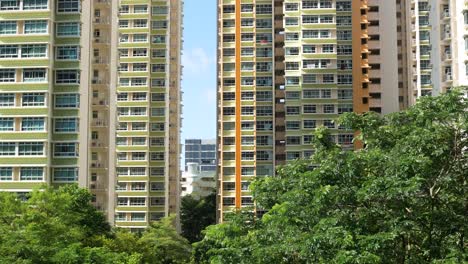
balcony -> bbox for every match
[92,119,108,127]
[94,17,110,25]
[93,56,109,65]
[93,37,110,44]
[91,140,108,148]
[94,0,110,5]
[92,98,109,106]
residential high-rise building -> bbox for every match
[216,0,370,222]
[114,0,182,230]
[404,0,468,103]
[0,0,182,231]
[366,0,408,113]
[184,139,216,172]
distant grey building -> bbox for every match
[184,139,216,172]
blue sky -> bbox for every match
[181,0,217,143]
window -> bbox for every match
[23,0,48,10]
[54,118,78,132]
[303,104,317,114]
[0,142,15,156]
[0,45,18,58]
[56,70,80,84]
[323,104,335,113]
[18,142,44,156]
[134,19,148,28]
[23,68,46,82]
[0,93,14,106]
[53,167,78,182]
[152,20,167,29]
[134,5,147,13]
[54,142,77,157]
[338,89,352,99]
[303,120,316,129]
[20,167,43,181]
[21,117,44,131]
[256,4,271,14]
[0,118,13,131]
[133,34,147,42]
[0,0,19,10]
[24,20,47,34]
[303,90,320,99]
[56,22,80,37]
[55,94,79,108]
[128,197,146,206]
[0,167,12,181]
[0,69,15,82]
[56,46,79,60]
[150,197,165,206]
[150,152,164,161]
[57,0,79,12]
[0,21,16,34]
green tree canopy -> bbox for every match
[0,185,191,264]
[180,193,216,243]
[193,89,468,263]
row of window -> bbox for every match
[119,48,166,58]
[223,4,272,14]
[116,181,165,191]
[117,197,165,207]
[0,93,79,108]
[0,44,79,60]
[119,34,169,44]
[116,166,164,177]
[115,212,165,222]
[119,19,167,29]
[284,1,351,11]
[286,89,353,100]
[0,69,79,84]
[223,18,272,28]
[223,121,273,131]
[222,165,274,177]
[286,119,344,130]
[117,107,165,117]
[117,122,165,132]
[117,92,165,102]
[117,152,165,162]
[223,151,273,161]
[285,104,353,115]
[0,21,80,36]
[0,167,44,181]
[222,33,272,43]
[222,182,251,191]
[119,63,166,73]
[119,5,167,15]
[222,197,253,206]
[222,47,272,57]
[0,0,79,12]
[223,136,273,146]
[0,117,45,131]
[223,77,273,87]
[223,106,273,116]
[285,74,353,85]
[222,91,272,101]
[0,142,78,157]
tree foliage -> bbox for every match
[0,184,191,264]
[180,193,216,243]
[193,89,468,263]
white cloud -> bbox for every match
[182,48,215,74]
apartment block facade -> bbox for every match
[0,0,182,230]
[216,0,370,222]
[405,0,468,103]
